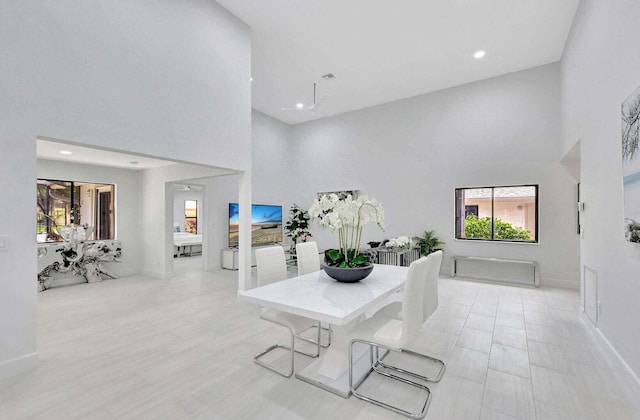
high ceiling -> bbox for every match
[216,0,580,125]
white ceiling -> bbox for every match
[216,0,580,125]
[37,139,176,170]
[37,139,236,181]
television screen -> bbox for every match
[228,203,283,247]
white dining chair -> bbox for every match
[422,251,443,322]
[373,251,445,384]
[295,241,321,276]
[253,246,321,377]
[347,253,445,418]
[295,241,331,348]
[370,250,443,321]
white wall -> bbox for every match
[0,0,250,378]
[252,111,298,248]
[252,111,296,207]
[286,63,579,288]
[202,175,240,270]
[561,0,640,378]
[3,1,251,171]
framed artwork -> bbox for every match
[622,85,640,243]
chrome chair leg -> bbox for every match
[254,327,297,378]
[297,323,332,348]
[295,321,322,358]
[254,322,321,378]
[373,348,446,383]
[349,339,432,419]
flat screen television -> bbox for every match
[228,203,283,247]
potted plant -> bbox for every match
[412,230,444,256]
[308,193,384,282]
[284,204,313,253]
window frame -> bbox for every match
[455,184,539,243]
[184,199,198,234]
[37,178,116,243]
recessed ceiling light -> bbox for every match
[250,77,253,82]
[474,50,486,59]
[296,103,304,109]
[59,150,72,155]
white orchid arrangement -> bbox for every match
[309,193,384,267]
[385,235,411,250]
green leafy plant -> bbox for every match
[325,248,370,268]
[284,204,312,244]
[412,230,445,256]
[464,214,531,240]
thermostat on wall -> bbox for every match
[0,235,8,251]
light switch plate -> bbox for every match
[0,235,8,251]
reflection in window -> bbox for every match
[37,179,115,243]
[455,185,538,242]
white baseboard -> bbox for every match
[444,271,580,291]
[0,352,38,380]
[592,323,640,388]
[450,274,535,288]
[541,277,579,290]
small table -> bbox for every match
[237,264,408,397]
[450,255,540,287]
[376,247,421,266]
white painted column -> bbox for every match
[0,132,39,379]
[238,170,252,291]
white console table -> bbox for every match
[37,240,122,291]
[376,247,421,267]
[221,248,261,270]
[451,255,540,288]
[221,246,294,270]
[221,248,240,270]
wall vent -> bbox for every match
[584,265,598,325]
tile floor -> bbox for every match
[1,257,639,419]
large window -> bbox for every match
[184,200,198,234]
[37,179,115,243]
[455,185,538,243]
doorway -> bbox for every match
[96,187,114,240]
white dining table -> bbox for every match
[237,263,408,398]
